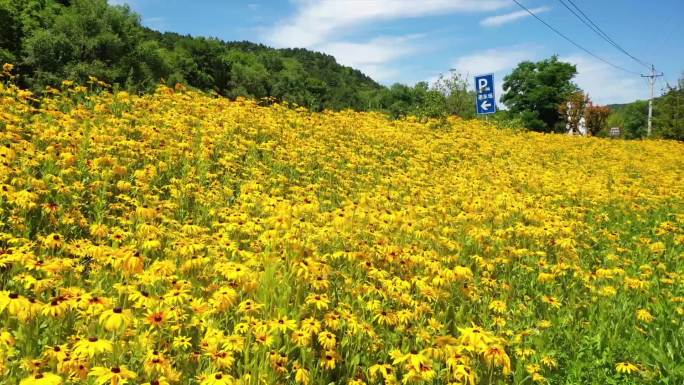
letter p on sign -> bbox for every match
[478,78,489,93]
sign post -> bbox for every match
[475,74,496,117]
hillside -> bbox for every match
[1,72,684,384]
[0,0,382,111]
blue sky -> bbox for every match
[110,0,683,105]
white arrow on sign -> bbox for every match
[480,99,492,111]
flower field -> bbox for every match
[1,69,684,385]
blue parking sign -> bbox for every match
[475,74,496,115]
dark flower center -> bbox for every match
[111,367,121,373]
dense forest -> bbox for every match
[0,0,477,119]
[0,0,383,111]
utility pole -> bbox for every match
[641,65,664,137]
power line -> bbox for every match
[511,0,642,76]
[560,0,651,70]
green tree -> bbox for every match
[431,71,475,119]
[654,75,684,141]
[618,100,649,139]
[502,56,578,132]
[0,1,21,63]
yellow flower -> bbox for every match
[635,309,654,323]
[89,366,137,385]
[99,307,133,331]
[648,241,666,254]
[19,373,62,385]
[41,298,70,318]
[146,310,169,328]
[531,373,547,383]
[457,325,496,350]
[73,337,113,358]
[295,367,310,385]
[540,355,557,369]
[321,350,339,370]
[305,293,330,310]
[291,329,311,347]
[173,336,192,351]
[373,309,397,326]
[0,291,30,316]
[271,316,297,333]
[488,300,507,314]
[317,331,336,350]
[540,295,561,309]
[615,362,640,375]
[43,233,64,249]
[199,372,234,385]
[90,224,109,238]
[483,346,511,375]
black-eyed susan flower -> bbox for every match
[89,365,137,385]
[615,362,640,375]
[271,316,296,333]
[294,367,310,385]
[43,233,64,249]
[305,293,330,311]
[99,307,133,331]
[145,310,168,328]
[0,291,30,316]
[19,372,62,385]
[72,337,113,358]
[321,350,339,370]
[317,331,336,350]
[483,345,511,375]
[199,372,234,385]
[635,309,654,323]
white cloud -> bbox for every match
[263,0,510,83]
[316,35,422,81]
[480,7,550,27]
[267,0,510,48]
[561,54,647,104]
[449,45,542,105]
[452,45,538,77]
